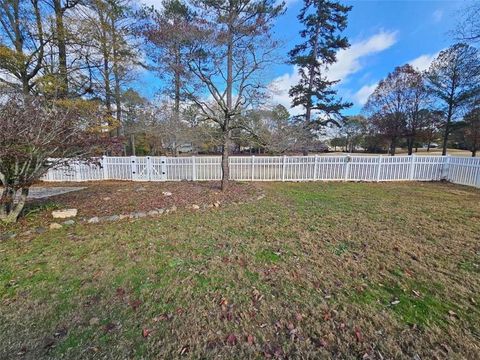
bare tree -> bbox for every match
[426,44,480,155]
[0,0,47,95]
[0,94,117,223]
[184,0,284,190]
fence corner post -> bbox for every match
[441,154,451,180]
[409,154,416,180]
[376,155,382,182]
[282,155,287,181]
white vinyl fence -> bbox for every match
[42,155,480,188]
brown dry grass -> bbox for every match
[0,181,479,359]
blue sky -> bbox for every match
[137,0,473,115]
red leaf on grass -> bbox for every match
[355,327,363,342]
[226,334,237,346]
[142,328,151,338]
[246,334,255,345]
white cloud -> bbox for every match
[408,52,439,71]
[353,83,377,106]
[327,30,398,81]
[432,9,443,23]
[269,30,398,111]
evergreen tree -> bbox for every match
[288,0,352,130]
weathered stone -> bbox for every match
[52,209,77,219]
[105,215,120,222]
[87,216,100,224]
[191,204,200,210]
[162,191,172,196]
[49,223,62,230]
[118,214,129,220]
[35,227,46,234]
[0,232,16,241]
[63,220,75,226]
[213,201,220,207]
[148,210,159,216]
[132,212,147,218]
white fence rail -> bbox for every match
[42,155,480,188]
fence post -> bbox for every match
[409,154,416,180]
[282,155,286,181]
[102,156,108,180]
[146,156,152,181]
[251,155,255,181]
[376,155,382,182]
[192,156,196,181]
[344,155,351,181]
[160,156,167,181]
[313,155,319,181]
[441,155,450,180]
[130,156,137,181]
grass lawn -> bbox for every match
[1,181,479,359]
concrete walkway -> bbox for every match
[28,187,86,199]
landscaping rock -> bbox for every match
[162,191,172,196]
[191,204,200,210]
[49,223,62,230]
[148,210,159,216]
[118,214,129,220]
[0,232,16,241]
[52,209,78,219]
[105,215,120,222]
[63,220,75,226]
[87,217,100,224]
[213,201,220,207]
[132,212,147,219]
[35,227,46,234]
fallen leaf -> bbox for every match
[129,299,142,311]
[142,328,151,338]
[246,334,254,345]
[226,334,237,346]
[355,327,363,342]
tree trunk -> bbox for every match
[0,187,29,224]
[222,17,234,191]
[53,0,68,97]
[390,139,396,156]
[442,99,454,156]
[221,132,230,191]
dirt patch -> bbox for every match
[13,181,259,225]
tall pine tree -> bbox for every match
[289,0,352,131]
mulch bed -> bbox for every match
[26,180,260,220]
